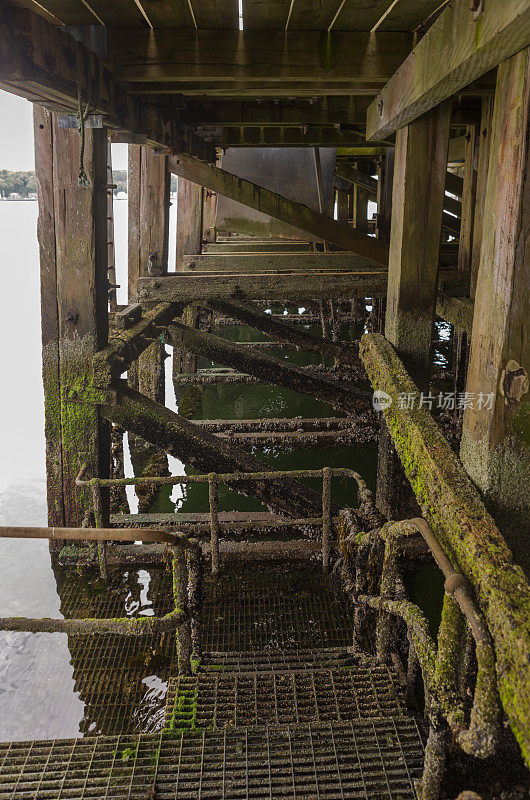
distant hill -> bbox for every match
[0,168,178,198]
[0,170,37,198]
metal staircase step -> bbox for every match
[201,647,359,672]
[155,719,424,799]
[0,720,423,799]
[165,663,405,731]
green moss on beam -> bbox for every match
[359,332,530,764]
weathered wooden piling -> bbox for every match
[35,107,110,537]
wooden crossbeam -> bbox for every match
[99,386,327,519]
[0,4,210,154]
[168,153,389,264]
[366,0,530,140]
[207,127,383,148]
[334,165,378,196]
[181,252,382,273]
[176,98,371,127]
[138,270,468,304]
[436,294,474,335]
[112,29,412,96]
[168,322,370,414]
[207,296,361,367]
[93,302,181,387]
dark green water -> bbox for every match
[156,315,378,516]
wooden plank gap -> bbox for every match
[327,0,347,32]
[131,0,153,28]
[371,0,402,33]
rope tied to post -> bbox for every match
[76,84,91,188]
[75,40,92,189]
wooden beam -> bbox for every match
[436,294,474,335]
[176,98,371,127]
[359,331,530,765]
[99,386,326,519]
[207,296,362,367]
[470,97,494,298]
[168,322,370,414]
[111,29,412,95]
[168,153,389,265]
[334,165,378,197]
[460,49,530,567]
[366,0,530,140]
[202,188,217,244]
[457,125,477,272]
[385,102,452,386]
[181,252,385,273]
[137,269,467,304]
[176,178,203,269]
[34,111,110,531]
[0,4,209,152]
[93,303,180,387]
[128,145,170,299]
[336,189,349,225]
[208,126,383,148]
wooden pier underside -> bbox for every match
[1,0,529,797]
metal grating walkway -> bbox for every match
[165,664,405,730]
[0,720,424,799]
[0,562,426,797]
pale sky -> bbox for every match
[0,90,128,171]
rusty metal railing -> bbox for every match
[341,515,501,800]
[0,526,203,676]
[76,464,373,578]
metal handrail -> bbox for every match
[76,463,374,577]
[349,517,501,800]
[0,542,201,675]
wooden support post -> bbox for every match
[377,103,451,519]
[127,144,170,505]
[208,474,220,577]
[352,185,370,234]
[173,546,192,675]
[202,189,217,244]
[128,145,170,298]
[106,141,118,313]
[176,177,203,270]
[457,125,477,273]
[336,189,349,224]
[34,107,110,536]
[173,304,199,379]
[385,104,451,385]
[321,467,332,574]
[374,149,394,333]
[174,174,203,383]
[470,97,494,299]
[460,49,530,563]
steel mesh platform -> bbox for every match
[201,565,355,651]
[0,719,424,799]
[165,664,405,730]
